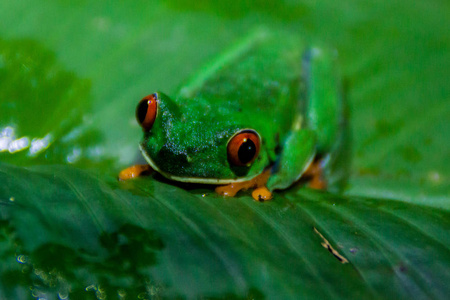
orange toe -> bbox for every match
[118,164,152,181]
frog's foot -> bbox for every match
[118,164,153,181]
[304,159,326,189]
[251,186,272,202]
[215,169,272,201]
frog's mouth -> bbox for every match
[139,144,258,184]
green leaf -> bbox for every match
[0,0,449,299]
[1,163,449,299]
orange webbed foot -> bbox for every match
[303,159,327,190]
[118,164,153,181]
[215,169,272,201]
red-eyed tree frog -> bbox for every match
[120,30,344,201]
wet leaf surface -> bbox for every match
[1,163,449,299]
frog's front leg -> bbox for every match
[119,164,153,180]
[266,128,316,191]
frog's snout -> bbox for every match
[153,145,221,178]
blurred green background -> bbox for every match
[0,0,449,299]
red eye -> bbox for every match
[136,94,157,131]
[227,130,261,166]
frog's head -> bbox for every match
[135,92,269,184]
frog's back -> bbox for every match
[175,30,307,138]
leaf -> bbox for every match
[1,163,449,299]
[0,0,449,299]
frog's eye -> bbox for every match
[136,94,158,131]
[227,130,261,166]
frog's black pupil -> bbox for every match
[238,139,256,164]
[137,100,148,124]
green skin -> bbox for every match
[139,30,342,191]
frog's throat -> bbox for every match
[139,144,260,184]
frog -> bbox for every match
[119,29,345,201]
